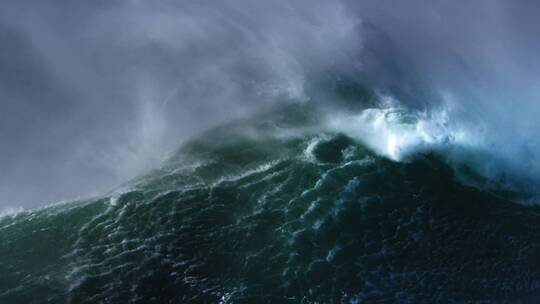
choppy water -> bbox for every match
[1,103,540,303]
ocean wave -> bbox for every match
[1,103,539,303]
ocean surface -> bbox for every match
[1,99,540,303]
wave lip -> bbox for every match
[326,106,465,161]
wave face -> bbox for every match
[1,103,540,303]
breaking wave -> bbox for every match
[1,100,539,303]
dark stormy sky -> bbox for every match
[1,0,539,210]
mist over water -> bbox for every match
[1,0,539,209]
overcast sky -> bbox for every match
[1,0,539,209]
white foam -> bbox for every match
[327,106,473,161]
[213,161,279,186]
[303,136,329,162]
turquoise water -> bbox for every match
[1,103,540,303]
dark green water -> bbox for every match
[1,104,540,303]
